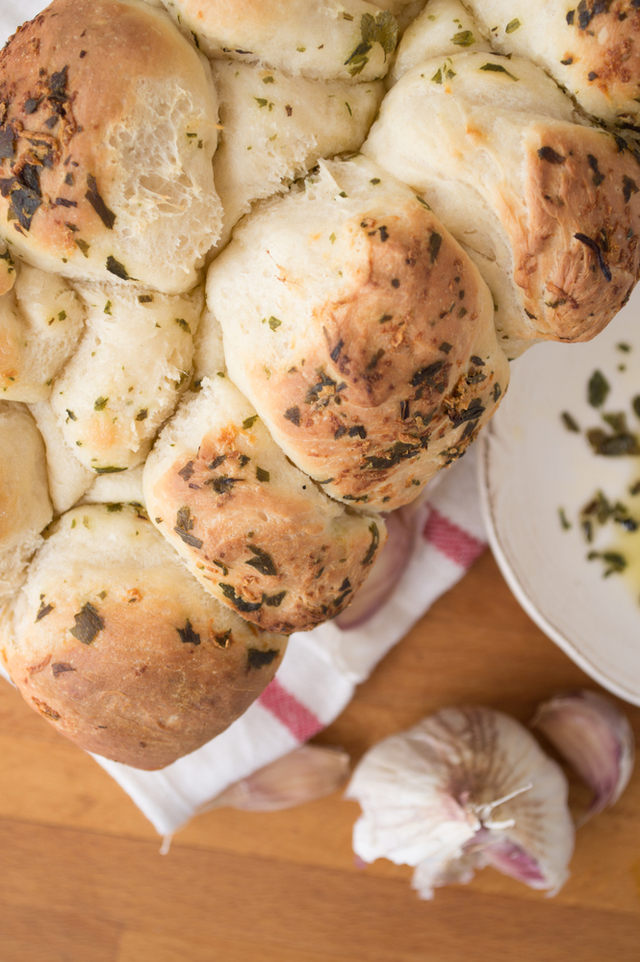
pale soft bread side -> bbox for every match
[2,503,287,770]
[83,465,146,508]
[143,376,386,634]
[0,256,85,402]
[0,0,222,294]
[465,0,640,126]
[363,52,640,355]
[160,0,397,82]
[211,60,384,247]
[0,402,52,599]
[388,0,491,85]
[29,399,94,514]
[208,156,509,510]
[49,283,203,472]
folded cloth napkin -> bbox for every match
[0,0,488,836]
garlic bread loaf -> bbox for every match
[1,0,639,769]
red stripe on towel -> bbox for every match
[423,508,486,569]
[258,677,324,742]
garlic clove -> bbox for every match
[197,744,351,814]
[335,503,417,630]
[531,689,635,825]
[347,706,574,899]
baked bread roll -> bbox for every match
[0,0,222,294]
[388,0,492,84]
[363,49,640,355]
[0,402,52,599]
[0,249,84,402]
[143,375,386,633]
[207,155,509,510]
[2,503,287,769]
[48,282,203,472]
[463,0,640,126]
[28,398,95,514]
[159,0,400,82]
[211,59,384,246]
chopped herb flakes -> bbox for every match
[245,545,277,576]
[362,522,380,565]
[85,174,116,229]
[69,602,104,644]
[588,370,610,407]
[247,648,280,670]
[561,411,580,432]
[256,466,270,483]
[451,30,475,46]
[177,620,201,645]
[505,18,521,33]
[587,550,627,577]
[219,582,262,613]
[344,11,398,77]
[480,63,519,81]
[106,255,130,280]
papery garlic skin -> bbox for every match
[197,745,350,814]
[347,706,574,898]
[532,690,635,824]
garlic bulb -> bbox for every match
[532,690,635,825]
[197,745,350,814]
[346,706,574,899]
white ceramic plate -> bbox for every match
[478,287,640,705]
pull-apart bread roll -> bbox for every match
[160,0,400,81]
[463,0,640,126]
[208,156,509,510]
[2,504,287,769]
[144,375,386,633]
[48,283,204,472]
[0,402,52,599]
[0,0,222,294]
[0,246,84,402]
[211,59,384,246]
[388,0,493,84]
[364,48,640,356]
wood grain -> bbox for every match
[0,550,639,961]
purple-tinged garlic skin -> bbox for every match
[531,689,635,825]
[347,706,574,899]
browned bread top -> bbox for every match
[0,0,221,293]
[2,503,287,769]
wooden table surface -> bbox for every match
[1,548,639,962]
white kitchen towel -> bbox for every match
[0,1,489,836]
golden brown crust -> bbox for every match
[556,1,640,123]
[501,123,640,342]
[145,385,387,634]
[238,200,509,509]
[0,0,219,292]
[3,505,287,769]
